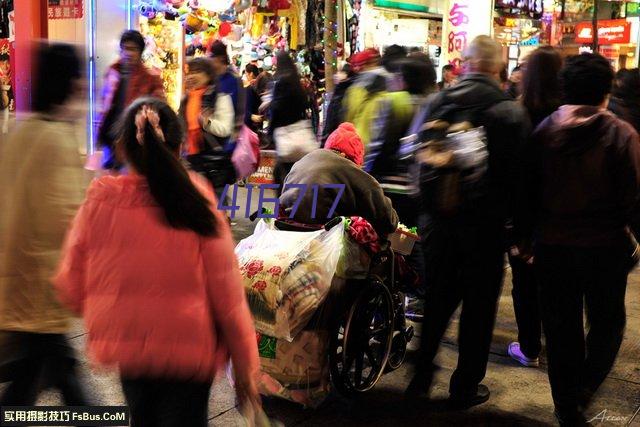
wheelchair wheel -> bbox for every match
[385,291,409,372]
[329,279,394,394]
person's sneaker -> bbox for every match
[448,384,491,409]
[508,342,539,367]
[405,295,424,321]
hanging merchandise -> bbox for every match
[140,15,185,111]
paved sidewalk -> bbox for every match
[4,188,640,426]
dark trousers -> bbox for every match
[536,244,628,415]
[386,192,426,295]
[273,161,294,197]
[509,254,542,358]
[417,218,505,396]
[0,332,89,406]
[121,377,212,427]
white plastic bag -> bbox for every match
[273,120,318,162]
[235,219,343,341]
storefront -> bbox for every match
[358,0,443,68]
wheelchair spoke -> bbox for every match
[355,348,365,387]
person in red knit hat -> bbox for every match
[279,123,398,236]
[324,122,364,166]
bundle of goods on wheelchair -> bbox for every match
[234,214,420,407]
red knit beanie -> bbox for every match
[325,122,364,166]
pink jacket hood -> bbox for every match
[53,172,258,382]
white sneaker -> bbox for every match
[508,342,539,367]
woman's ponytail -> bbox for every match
[121,98,217,237]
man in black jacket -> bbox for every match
[406,36,530,408]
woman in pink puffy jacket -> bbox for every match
[54,98,260,427]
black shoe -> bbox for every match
[554,409,587,426]
[448,384,490,409]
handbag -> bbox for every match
[232,125,261,179]
[273,120,318,162]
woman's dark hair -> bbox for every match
[561,53,614,106]
[245,63,260,76]
[612,68,640,104]
[382,44,407,72]
[187,57,216,85]
[33,43,82,113]
[120,30,146,53]
[499,64,509,84]
[120,98,218,236]
[274,51,299,80]
[209,40,230,65]
[522,46,562,120]
[400,55,436,95]
[255,71,274,94]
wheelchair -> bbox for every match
[250,211,414,396]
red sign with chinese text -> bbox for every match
[575,19,630,44]
[48,0,83,20]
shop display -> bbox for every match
[0,39,12,112]
[140,16,184,111]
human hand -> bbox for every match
[251,114,263,123]
[235,369,261,412]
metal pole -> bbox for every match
[592,0,599,52]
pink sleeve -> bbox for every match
[52,200,92,316]
[201,215,259,378]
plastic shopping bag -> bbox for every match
[255,330,330,408]
[235,219,343,341]
[232,125,260,179]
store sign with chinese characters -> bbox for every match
[441,0,493,72]
[574,19,630,44]
[48,0,83,20]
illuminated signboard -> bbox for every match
[574,19,631,44]
[48,0,83,20]
[373,0,430,13]
[495,0,543,19]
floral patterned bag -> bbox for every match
[235,219,343,341]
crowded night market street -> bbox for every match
[1,0,640,426]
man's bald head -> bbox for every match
[463,35,503,75]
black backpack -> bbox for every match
[413,91,507,217]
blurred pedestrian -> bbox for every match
[506,65,522,99]
[381,44,408,74]
[0,43,89,406]
[243,63,260,88]
[98,30,164,171]
[321,62,356,146]
[438,64,457,90]
[508,46,563,369]
[54,98,260,427]
[521,53,640,426]
[210,40,245,152]
[365,54,437,305]
[406,36,530,407]
[179,58,235,201]
[343,48,387,148]
[244,66,265,133]
[270,51,312,193]
[521,47,563,129]
[608,68,640,133]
